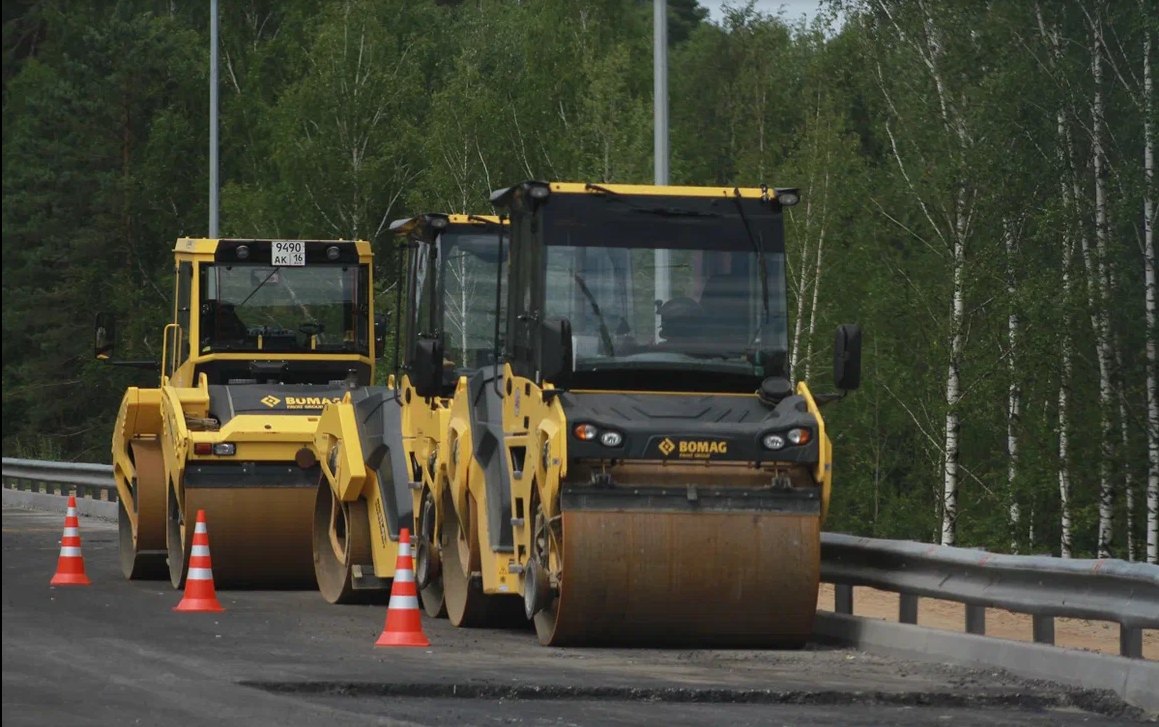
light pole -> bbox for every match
[209,0,220,238]
[653,0,670,339]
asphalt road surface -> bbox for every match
[1,507,1148,726]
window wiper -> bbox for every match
[629,207,720,218]
[585,183,720,218]
[730,188,770,321]
[572,272,616,357]
[236,267,281,310]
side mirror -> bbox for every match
[410,337,444,399]
[539,317,573,386]
[95,312,116,361]
[833,323,862,392]
[374,312,390,359]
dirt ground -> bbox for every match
[817,583,1158,660]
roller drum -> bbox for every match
[180,485,318,588]
[539,511,820,647]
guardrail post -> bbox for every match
[1120,625,1143,659]
[1032,615,1055,645]
[965,604,986,636]
[835,584,854,615]
[898,593,918,624]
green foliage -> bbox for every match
[2,0,1155,557]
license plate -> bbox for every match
[272,241,305,266]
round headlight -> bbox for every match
[528,184,550,200]
[236,244,250,260]
[326,245,340,260]
[574,424,598,441]
[762,433,786,451]
[599,430,623,448]
[429,216,449,230]
[787,428,811,445]
[777,191,800,207]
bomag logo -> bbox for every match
[259,395,340,409]
[658,438,729,459]
[284,396,342,410]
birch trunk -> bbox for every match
[1037,5,1074,557]
[942,208,966,547]
[1115,341,1136,559]
[1144,18,1158,564]
[1087,15,1116,557]
[789,197,813,383]
[1057,105,1076,559]
[803,218,827,383]
[1005,220,1021,552]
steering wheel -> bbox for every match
[299,321,324,336]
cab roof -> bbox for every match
[388,213,506,237]
[174,237,370,255]
[488,181,799,209]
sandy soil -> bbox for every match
[817,583,1158,660]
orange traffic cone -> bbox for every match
[174,510,224,613]
[374,527,430,647]
[50,495,91,586]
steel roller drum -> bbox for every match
[536,511,821,646]
[182,487,317,588]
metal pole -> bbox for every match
[653,0,670,339]
[209,0,220,238]
[653,0,669,187]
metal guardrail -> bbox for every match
[3,457,1157,659]
[822,532,1159,660]
[1,457,117,502]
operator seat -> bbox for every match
[698,273,750,349]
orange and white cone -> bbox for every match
[374,527,430,647]
[174,510,224,613]
[50,495,91,586]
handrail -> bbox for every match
[820,531,1159,659]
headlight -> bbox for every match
[528,184,550,200]
[762,433,786,450]
[599,430,623,448]
[787,428,811,445]
[235,244,250,259]
[326,245,340,260]
[212,442,236,456]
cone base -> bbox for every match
[50,572,91,586]
[173,597,225,613]
[374,629,430,647]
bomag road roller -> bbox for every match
[94,237,388,589]
[404,180,862,646]
[309,215,511,614]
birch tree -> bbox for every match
[261,0,428,244]
[1084,8,1117,557]
[857,0,987,546]
[1146,6,1159,565]
[1004,218,1022,551]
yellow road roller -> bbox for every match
[310,215,510,614]
[95,237,387,588]
[407,181,862,645]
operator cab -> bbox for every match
[93,238,386,388]
[489,181,800,395]
[388,214,507,398]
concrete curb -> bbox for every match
[2,487,118,521]
[813,611,1159,717]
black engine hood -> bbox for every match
[558,390,819,463]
